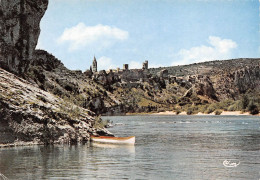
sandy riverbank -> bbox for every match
[152,111,256,116]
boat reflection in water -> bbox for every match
[90,136,135,145]
[91,142,135,153]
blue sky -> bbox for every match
[37,0,260,71]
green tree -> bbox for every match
[247,101,259,115]
[241,95,249,109]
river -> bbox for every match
[0,115,260,179]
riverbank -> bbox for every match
[125,110,258,116]
[0,141,44,148]
[152,111,256,116]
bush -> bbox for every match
[93,115,110,128]
[205,104,216,114]
[227,101,242,111]
[214,109,222,115]
[247,101,259,115]
[185,105,199,115]
[198,105,208,113]
[241,95,249,109]
[176,110,181,115]
[217,99,234,110]
[69,106,81,118]
[186,108,194,115]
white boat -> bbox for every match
[90,136,135,145]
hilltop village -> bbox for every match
[84,56,170,88]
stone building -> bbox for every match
[92,56,97,73]
[85,58,164,87]
[143,60,148,70]
[123,64,129,70]
[157,69,168,78]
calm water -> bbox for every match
[1,115,260,180]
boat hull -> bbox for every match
[90,136,135,145]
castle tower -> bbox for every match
[142,60,148,70]
[123,64,129,70]
[92,56,97,73]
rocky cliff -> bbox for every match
[0,67,112,146]
[26,49,260,116]
[89,58,260,114]
[0,0,113,147]
[28,50,117,115]
[0,0,48,74]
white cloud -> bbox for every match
[97,56,118,71]
[171,36,237,66]
[208,36,237,53]
[58,23,129,51]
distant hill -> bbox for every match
[29,50,260,116]
[149,58,260,77]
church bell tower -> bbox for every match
[92,56,97,73]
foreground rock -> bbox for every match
[0,67,111,147]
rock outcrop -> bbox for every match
[233,66,260,93]
[0,67,112,146]
[0,0,48,74]
[29,50,116,115]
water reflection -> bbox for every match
[91,142,135,153]
[0,144,137,179]
[1,116,260,179]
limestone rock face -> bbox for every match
[0,0,48,74]
[0,67,112,146]
[195,76,218,101]
[234,67,260,93]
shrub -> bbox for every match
[197,105,204,113]
[68,106,81,118]
[176,110,181,115]
[199,105,208,113]
[215,109,222,115]
[186,108,194,115]
[247,101,259,115]
[93,115,110,128]
[205,104,216,114]
[216,99,233,110]
[227,101,242,111]
[241,95,249,109]
[227,104,236,111]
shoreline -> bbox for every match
[151,111,256,116]
[126,111,259,116]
